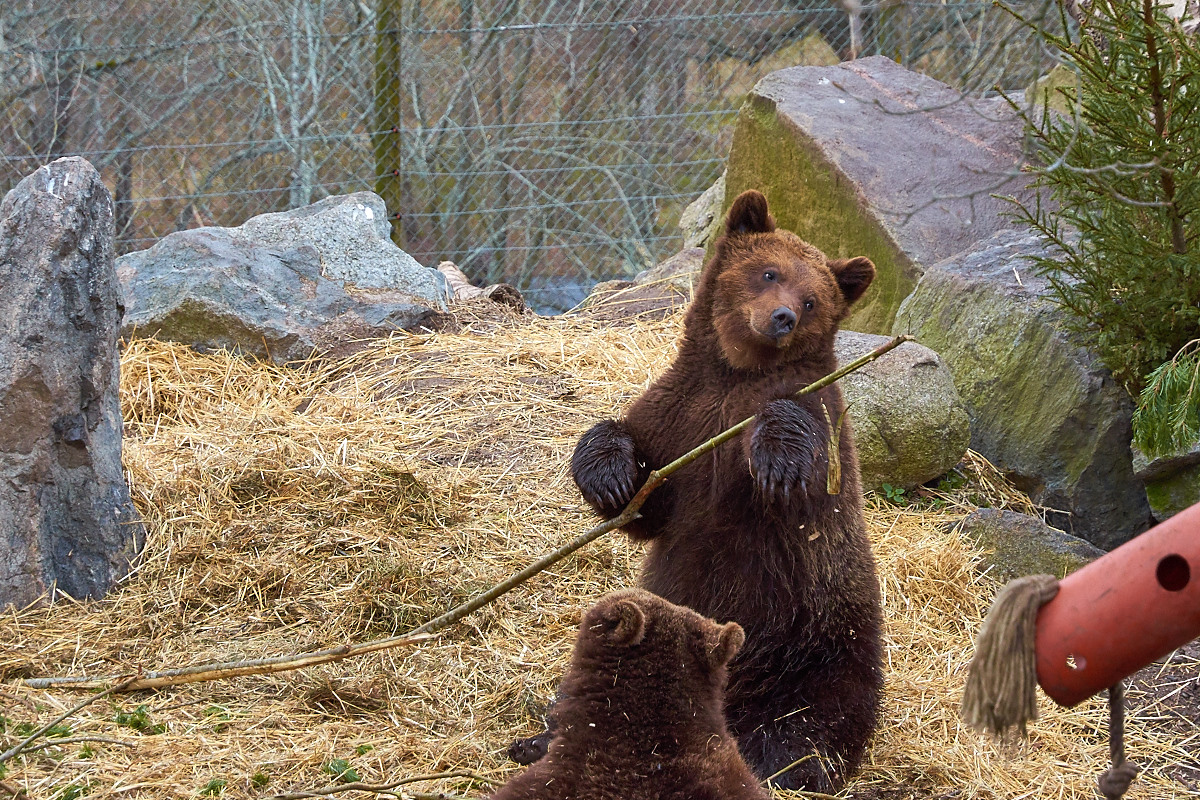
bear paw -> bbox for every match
[507,730,553,765]
[749,400,822,504]
[572,420,641,514]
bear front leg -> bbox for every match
[745,399,825,504]
[571,419,645,517]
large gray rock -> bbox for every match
[722,56,1037,335]
[679,174,725,250]
[954,509,1104,581]
[236,192,436,290]
[893,228,1153,549]
[0,157,144,608]
[118,193,450,363]
[836,332,971,492]
[1133,440,1200,522]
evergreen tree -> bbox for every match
[1008,0,1200,457]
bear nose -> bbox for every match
[769,306,797,337]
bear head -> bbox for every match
[571,588,745,695]
[705,190,875,370]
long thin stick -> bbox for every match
[24,335,910,692]
[0,679,136,763]
[270,769,495,800]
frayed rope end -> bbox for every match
[961,573,1060,738]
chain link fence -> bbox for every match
[2,0,1059,311]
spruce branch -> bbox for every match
[1133,339,1200,459]
[23,336,910,692]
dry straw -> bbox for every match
[0,301,1195,799]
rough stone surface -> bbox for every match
[0,157,144,609]
[679,174,725,249]
[580,248,704,322]
[118,193,450,363]
[238,192,440,291]
[722,56,1037,335]
[1133,440,1200,522]
[893,228,1153,549]
[836,332,971,492]
[954,509,1104,580]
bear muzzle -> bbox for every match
[766,306,797,340]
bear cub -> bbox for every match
[490,589,768,800]
[567,190,885,791]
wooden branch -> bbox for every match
[0,780,28,800]
[22,634,435,692]
[17,736,135,754]
[271,770,493,799]
[0,679,136,763]
[24,336,910,693]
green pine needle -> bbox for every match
[1134,341,1200,459]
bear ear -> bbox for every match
[828,256,876,306]
[708,622,745,668]
[594,598,646,647]
[724,190,776,236]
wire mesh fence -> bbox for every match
[2,0,1059,311]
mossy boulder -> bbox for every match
[1133,440,1200,522]
[836,331,970,492]
[720,56,1036,334]
[893,228,1153,549]
[953,509,1104,580]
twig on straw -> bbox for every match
[0,780,28,800]
[22,634,434,691]
[23,335,911,693]
[271,770,494,799]
[18,736,135,754]
[0,678,136,763]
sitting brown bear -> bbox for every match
[516,190,884,792]
[492,589,767,800]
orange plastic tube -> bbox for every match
[1035,500,1200,707]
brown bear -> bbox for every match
[491,589,768,800]
[517,190,884,792]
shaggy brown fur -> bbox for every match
[491,589,768,800]
[560,191,884,791]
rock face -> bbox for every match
[722,56,1036,334]
[954,509,1104,581]
[837,332,971,492]
[679,175,725,249]
[118,193,449,363]
[1133,441,1200,522]
[894,228,1153,549]
[0,157,144,608]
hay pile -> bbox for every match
[1,302,1194,800]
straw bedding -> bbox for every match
[1,301,1195,799]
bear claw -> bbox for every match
[572,420,641,515]
[507,730,552,765]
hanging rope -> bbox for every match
[1098,681,1140,800]
[961,575,1139,797]
[961,574,1060,737]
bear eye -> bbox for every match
[804,299,815,311]
[763,270,777,282]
